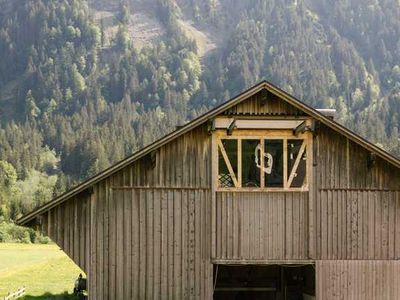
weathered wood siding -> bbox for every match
[89,187,212,300]
[311,125,400,259]
[109,125,211,188]
[317,260,400,299]
[315,190,400,259]
[313,125,400,190]
[215,192,308,261]
[40,193,91,273]
[224,92,305,115]
[87,125,213,299]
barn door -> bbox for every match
[213,264,315,300]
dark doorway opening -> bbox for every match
[213,264,315,300]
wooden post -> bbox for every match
[283,138,288,189]
[260,138,265,188]
[238,139,242,188]
[211,133,217,259]
[307,129,315,259]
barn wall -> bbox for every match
[215,192,308,261]
[315,190,400,260]
[316,260,400,299]
[89,187,213,300]
[40,192,91,273]
[213,121,400,263]
[311,125,400,260]
[314,125,400,190]
[87,125,213,299]
[108,125,211,188]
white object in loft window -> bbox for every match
[255,143,273,175]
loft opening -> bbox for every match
[213,118,313,191]
[213,264,315,300]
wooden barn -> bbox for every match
[18,81,400,299]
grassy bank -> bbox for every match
[0,243,83,299]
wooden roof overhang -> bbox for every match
[17,80,400,225]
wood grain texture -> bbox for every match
[215,191,308,260]
[224,91,305,115]
[311,124,400,260]
[40,192,91,273]
[97,188,213,300]
[108,125,211,189]
[317,260,400,299]
[315,190,400,259]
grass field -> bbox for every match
[0,243,84,299]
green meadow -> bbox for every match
[0,243,83,299]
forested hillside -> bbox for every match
[0,0,399,224]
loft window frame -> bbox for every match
[214,128,312,192]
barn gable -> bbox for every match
[17,80,400,299]
[17,81,400,225]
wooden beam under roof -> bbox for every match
[215,117,304,130]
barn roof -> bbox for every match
[17,80,400,225]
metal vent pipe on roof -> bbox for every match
[316,108,336,120]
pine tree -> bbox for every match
[25,90,40,121]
